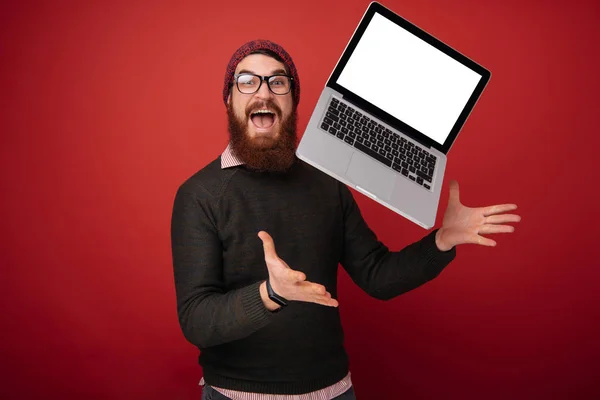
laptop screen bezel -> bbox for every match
[325,1,491,155]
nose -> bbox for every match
[254,78,274,100]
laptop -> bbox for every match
[296,1,491,229]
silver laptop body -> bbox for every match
[296,2,491,229]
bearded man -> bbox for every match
[170,40,520,400]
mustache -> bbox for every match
[245,100,282,119]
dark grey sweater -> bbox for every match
[170,157,456,395]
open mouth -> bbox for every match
[250,109,277,130]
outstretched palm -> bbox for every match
[258,231,338,307]
[436,180,521,251]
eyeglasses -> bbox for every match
[233,73,293,95]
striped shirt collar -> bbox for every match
[221,143,244,169]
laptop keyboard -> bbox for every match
[320,97,437,191]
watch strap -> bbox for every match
[266,278,288,307]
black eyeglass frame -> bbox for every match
[232,73,294,95]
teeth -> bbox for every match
[252,110,274,115]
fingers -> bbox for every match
[483,204,518,217]
[485,214,521,224]
[287,269,306,282]
[295,281,339,307]
[478,224,515,235]
[311,292,339,307]
[473,234,497,247]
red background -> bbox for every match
[2,0,599,399]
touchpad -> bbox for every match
[346,152,395,201]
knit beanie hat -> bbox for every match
[223,39,300,107]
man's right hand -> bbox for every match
[257,231,339,311]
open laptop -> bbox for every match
[296,1,491,229]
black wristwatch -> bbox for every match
[266,278,288,309]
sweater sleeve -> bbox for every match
[338,182,456,300]
[170,186,272,349]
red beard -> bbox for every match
[227,99,298,173]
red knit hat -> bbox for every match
[223,39,300,106]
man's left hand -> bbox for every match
[435,180,521,251]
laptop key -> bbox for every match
[326,112,339,122]
[392,163,402,172]
[328,127,337,135]
[409,175,416,181]
[321,122,330,131]
[424,183,431,190]
[324,117,334,125]
[401,168,409,177]
[344,136,354,145]
[354,141,392,167]
[416,170,432,182]
[336,132,345,140]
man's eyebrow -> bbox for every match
[237,68,288,75]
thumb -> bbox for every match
[448,180,460,205]
[258,231,278,260]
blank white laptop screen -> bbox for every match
[337,12,482,145]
